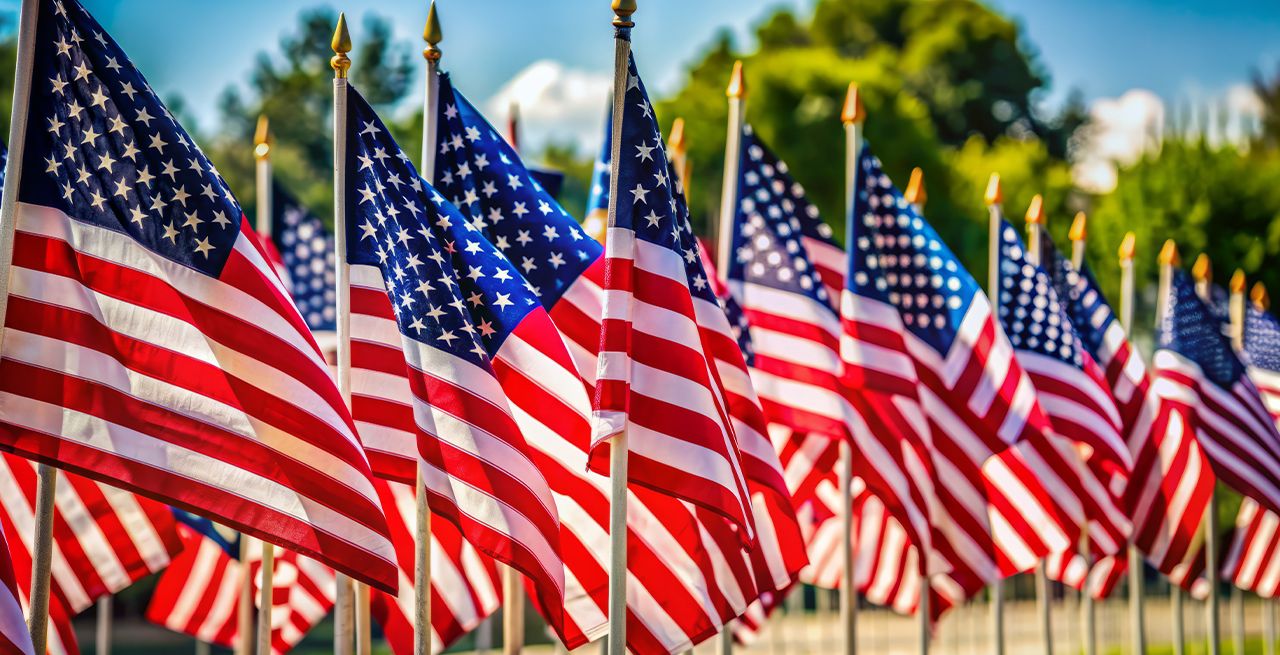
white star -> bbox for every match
[506,174,523,190]
[148,132,168,153]
[120,82,138,100]
[357,184,377,204]
[494,268,513,282]
[481,181,498,198]
[182,211,203,231]
[129,206,147,226]
[121,141,139,161]
[49,75,67,95]
[477,320,496,338]
[88,190,107,211]
[161,160,179,180]
[512,202,529,218]
[212,211,232,228]
[80,126,101,146]
[630,183,649,205]
[549,252,566,269]
[437,330,458,346]
[538,200,552,215]
[172,186,191,206]
[359,120,382,136]
[520,257,537,273]
[635,142,655,162]
[135,107,155,127]
[644,210,661,227]
[161,223,179,243]
[193,237,215,257]
[112,178,131,199]
[408,317,427,334]
[494,293,514,310]
[89,87,109,110]
[516,230,532,246]
[136,166,154,186]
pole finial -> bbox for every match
[1252,281,1270,311]
[726,60,746,99]
[1231,269,1246,294]
[253,115,271,161]
[841,82,864,125]
[1192,253,1211,283]
[984,173,1002,207]
[1119,232,1136,263]
[669,117,686,155]
[1159,239,1179,266]
[423,1,442,61]
[331,13,352,78]
[612,0,637,27]
[1069,212,1087,242]
[1024,194,1044,226]
[904,167,926,208]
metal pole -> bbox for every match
[840,81,864,655]
[331,14,355,655]
[254,115,273,237]
[96,596,112,655]
[1192,254,1221,655]
[984,173,1005,655]
[1229,271,1247,655]
[907,176,928,655]
[237,537,253,655]
[1035,564,1054,655]
[1159,241,1184,655]
[28,464,56,653]
[1070,214,1095,655]
[1266,597,1276,655]
[605,5,637,655]
[356,582,373,655]
[251,111,277,655]
[256,542,276,655]
[716,60,745,273]
[504,566,525,655]
[196,640,211,655]
[1118,233,1146,655]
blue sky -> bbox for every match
[0,0,1275,149]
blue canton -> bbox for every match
[728,124,833,311]
[430,73,601,309]
[1159,269,1244,388]
[22,0,244,275]
[171,508,239,559]
[1048,248,1118,362]
[1246,303,1280,373]
[612,54,718,306]
[271,182,335,331]
[995,220,1083,368]
[848,147,977,353]
[344,86,538,369]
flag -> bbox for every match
[0,523,34,655]
[589,54,755,539]
[1154,269,1280,514]
[0,0,396,590]
[723,124,933,582]
[1048,246,1213,595]
[843,147,1075,606]
[341,83,574,640]
[267,182,336,333]
[428,72,767,653]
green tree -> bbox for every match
[203,8,414,225]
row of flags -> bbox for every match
[3,0,1280,653]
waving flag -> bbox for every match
[0,0,396,589]
[342,84,574,640]
[843,148,1076,605]
[0,524,34,655]
[428,72,769,653]
[1049,247,1213,594]
[1154,270,1280,514]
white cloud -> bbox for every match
[484,60,612,156]
[1072,89,1165,193]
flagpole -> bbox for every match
[96,596,112,655]
[1258,281,1279,655]
[1068,212,1097,655]
[255,115,273,236]
[905,168,929,655]
[0,0,47,650]
[1117,232,1147,655]
[716,60,745,272]
[1023,195,1054,655]
[504,567,525,655]
[1228,269,1247,655]
[605,4,637,655]
[983,173,1006,655]
[840,81,864,655]
[1192,253,1222,655]
[331,14,356,655]
[1156,241,1185,655]
[237,537,253,655]
[414,5,443,654]
[256,538,276,654]
[251,112,278,655]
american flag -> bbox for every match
[1154,269,1280,514]
[843,148,1076,605]
[590,54,755,539]
[267,182,336,332]
[0,0,397,590]
[341,84,573,640]
[1048,245,1213,595]
[724,125,934,583]
[995,224,1132,585]
[0,523,34,655]
[430,72,774,653]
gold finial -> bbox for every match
[1192,253,1211,283]
[1231,269,1246,294]
[330,13,352,78]
[612,0,637,27]
[984,173,1002,206]
[904,167,926,207]
[1119,232,1136,262]
[253,115,271,160]
[726,60,746,99]
[669,117,686,155]
[1251,281,1270,311]
[423,1,442,61]
[1158,240,1179,266]
[1024,194,1044,225]
[1069,212,1087,242]
[841,82,865,125]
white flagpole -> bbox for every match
[1255,282,1279,655]
[0,0,46,650]
[96,596,112,655]
[840,81,863,655]
[1116,232,1147,655]
[604,3,637,654]
[414,4,443,654]
[983,173,1005,655]
[1023,195,1054,655]
[905,168,929,655]
[1068,212,1097,655]
[251,112,277,655]
[504,567,525,655]
[1157,241,1185,655]
[1191,253,1222,655]
[331,14,356,655]
[256,539,276,654]
[1228,270,1247,655]
[236,537,253,655]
